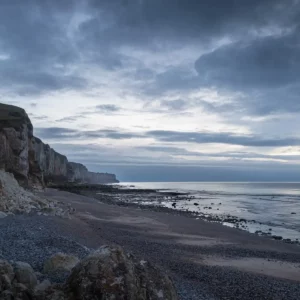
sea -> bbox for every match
[117,182,300,242]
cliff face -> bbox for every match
[30,137,69,185]
[0,104,33,186]
[67,162,88,183]
[87,172,118,184]
[0,103,119,187]
[68,162,118,184]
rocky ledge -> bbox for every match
[0,169,73,217]
[0,103,119,188]
[0,246,178,300]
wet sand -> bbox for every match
[39,188,300,299]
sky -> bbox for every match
[1,0,300,182]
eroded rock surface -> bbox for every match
[43,253,79,274]
[68,162,119,184]
[66,246,178,300]
[0,104,33,186]
[14,262,38,290]
[0,247,178,300]
[0,170,71,215]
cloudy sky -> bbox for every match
[1,0,300,181]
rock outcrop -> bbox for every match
[0,104,33,186]
[86,172,118,184]
[67,162,88,183]
[67,162,118,184]
[0,169,72,216]
[0,103,119,187]
[31,137,69,185]
[43,253,79,274]
[66,246,178,300]
[0,246,178,300]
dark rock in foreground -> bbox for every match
[0,246,178,300]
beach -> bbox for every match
[1,187,300,299]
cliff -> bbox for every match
[0,103,119,187]
[67,162,118,184]
[67,162,89,183]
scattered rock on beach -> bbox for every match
[272,235,283,240]
[43,253,79,274]
[0,170,75,219]
[0,260,14,281]
[34,279,52,295]
[14,261,38,290]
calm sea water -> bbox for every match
[119,182,300,241]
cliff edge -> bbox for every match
[0,103,119,187]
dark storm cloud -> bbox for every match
[193,29,300,115]
[86,0,298,43]
[0,0,85,95]
[195,32,300,89]
[148,27,300,115]
[1,0,299,97]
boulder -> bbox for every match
[0,260,14,281]
[0,247,178,300]
[10,282,32,300]
[0,274,12,292]
[14,262,38,290]
[43,253,79,274]
[35,286,66,300]
[34,279,52,295]
[66,246,178,300]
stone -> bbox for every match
[14,262,38,290]
[0,260,14,281]
[1,290,14,299]
[43,253,79,274]
[0,274,12,292]
[66,245,178,300]
[35,286,66,300]
[0,170,47,214]
[34,280,52,294]
[11,282,32,300]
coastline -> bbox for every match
[52,183,300,245]
[44,188,300,298]
[1,187,300,299]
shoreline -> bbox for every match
[51,183,300,245]
[1,188,300,299]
